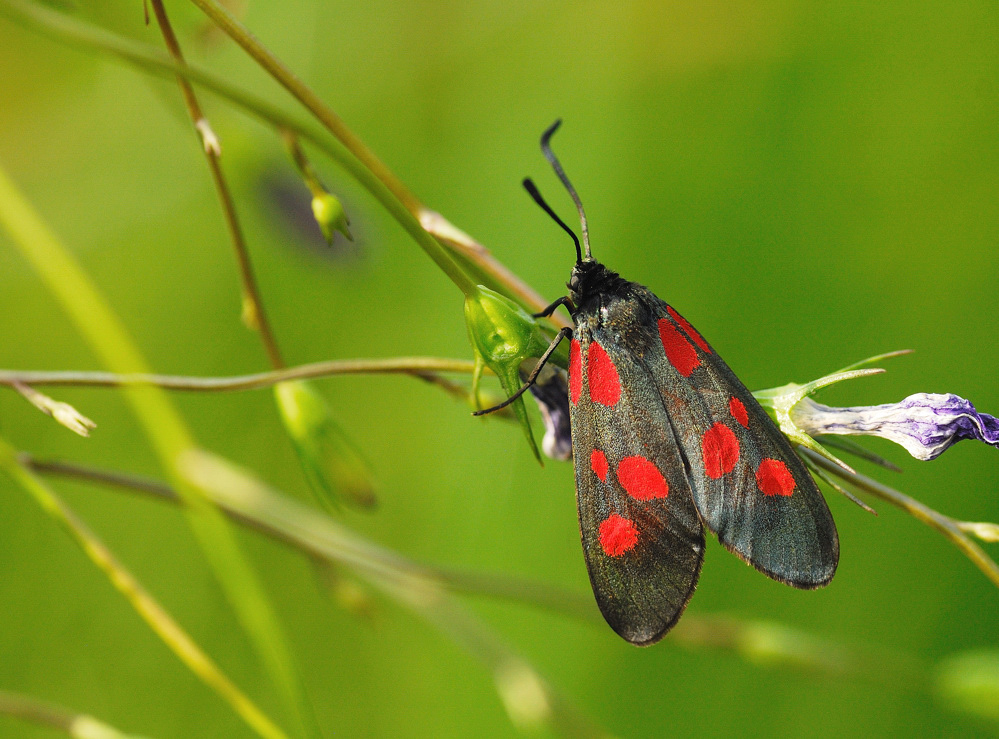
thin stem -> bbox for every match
[282,129,323,195]
[0,691,74,735]
[0,690,151,738]
[0,162,305,739]
[801,448,999,588]
[188,0,420,214]
[0,357,478,391]
[186,0,477,294]
[419,209,567,326]
[149,0,284,368]
[0,443,288,739]
[0,0,563,313]
[28,454,896,683]
[23,454,592,621]
[186,0,555,308]
[177,448,607,737]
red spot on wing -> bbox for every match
[729,396,749,428]
[667,306,711,353]
[658,319,700,377]
[568,339,582,405]
[617,456,669,500]
[702,422,740,479]
[756,458,796,497]
[590,449,609,482]
[598,514,639,557]
[587,341,621,406]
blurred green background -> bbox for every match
[1,1,999,736]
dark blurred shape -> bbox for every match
[258,171,363,263]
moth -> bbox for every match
[484,121,838,646]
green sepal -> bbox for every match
[754,368,886,474]
[273,380,376,512]
[464,285,551,461]
[311,191,352,243]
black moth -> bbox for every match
[485,120,838,646]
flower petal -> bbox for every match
[791,393,999,461]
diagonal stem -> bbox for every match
[149,0,284,368]
[801,448,999,589]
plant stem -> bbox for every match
[186,0,556,308]
[0,0,562,314]
[149,0,284,368]
[0,689,149,738]
[801,448,999,588]
[0,357,478,391]
[23,454,593,620]
[186,1,478,294]
[27,453,896,684]
[0,162,306,738]
[0,443,288,739]
[0,691,76,736]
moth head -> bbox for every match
[567,258,611,307]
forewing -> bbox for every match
[569,323,705,646]
[643,292,838,587]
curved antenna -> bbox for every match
[522,178,582,264]
[540,119,591,259]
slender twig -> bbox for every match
[0,0,561,314]
[177,448,607,737]
[801,448,999,588]
[0,692,75,736]
[187,0,483,294]
[149,0,284,368]
[0,445,288,739]
[27,453,904,684]
[186,0,562,314]
[23,454,593,621]
[0,690,144,738]
[0,357,478,391]
[282,130,323,194]
[0,162,307,739]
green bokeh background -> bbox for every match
[2,1,998,736]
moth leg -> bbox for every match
[533,295,574,319]
[472,326,573,416]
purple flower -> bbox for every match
[791,393,999,461]
[525,366,572,461]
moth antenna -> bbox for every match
[540,119,592,259]
[522,178,582,264]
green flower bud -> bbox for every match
[311,191,352,243]
[464,286,552,460]
[274,380,375,511]
[14,383,96,437]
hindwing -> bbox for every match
[632,285,839,587]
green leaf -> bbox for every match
[310,191,352,243]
